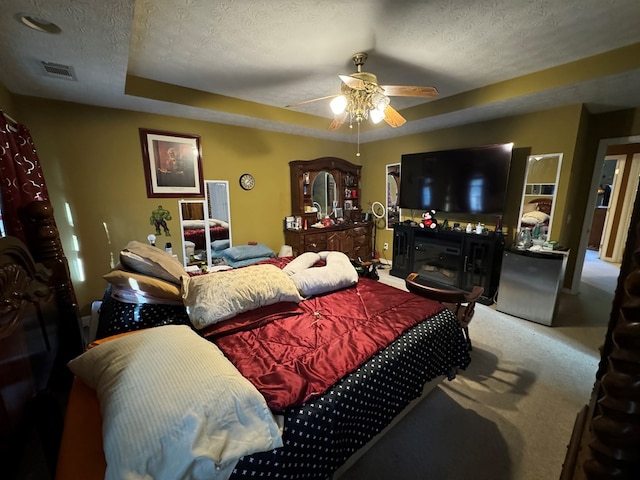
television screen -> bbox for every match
[398,143,513,215]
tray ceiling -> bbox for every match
[2,0,640,144]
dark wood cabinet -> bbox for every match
[390,223,504,303]
[285,223,372,260]
[289,157,363,224]
[588,206,607,249]
[285,157,372,259]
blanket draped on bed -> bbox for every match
[204,277,445,411]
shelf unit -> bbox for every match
[289,157,363,224]
[286,157,372,259]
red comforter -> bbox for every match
[183,226,228,249]
[204,277,445,412]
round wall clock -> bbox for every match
[239,173,255,190]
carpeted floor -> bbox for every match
[338,250,615,480]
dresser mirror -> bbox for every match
[386,163,400,230]
[312,171,337,217]
[178,199,210,266]
[287,157,372,260]
[290,157,363,226]
[178,181,232,268]
[518,153,563,241]
[205,180,232,261]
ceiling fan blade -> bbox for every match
[285,94,338,108]
[380,85,439,98]
[328,112,347,131]
[339,75,366,90]
[383,105,406,128]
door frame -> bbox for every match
[572,135,640,293]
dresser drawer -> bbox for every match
[284,224,371,258]
[352,233,369,248]
[304,232,327,251]
[352,225,371,250]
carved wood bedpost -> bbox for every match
[563,190,640,479]
[20,200,83,364]
[584,207,640,478]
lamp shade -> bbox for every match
[370,108,385,124]
[330,95,347,114]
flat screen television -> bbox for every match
[398,143,513,215]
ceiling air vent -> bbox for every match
[40,61,77,81]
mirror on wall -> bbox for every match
[517,153,563,243]
[178,199,210,267]
[205,180,232,265]
[311,171,337,217]
[386,163,400,230]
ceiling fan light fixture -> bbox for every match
[370,108,385,124]
[371,92,389,112]
[287,52,437,139]
[330,95,347,114]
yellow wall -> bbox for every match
[13,96,356,313]
[360,104,583,258]
[0,83,16,117]
[6,92,640,315]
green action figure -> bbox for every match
[150,205,171,236]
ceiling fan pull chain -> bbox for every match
[356,122,361,157]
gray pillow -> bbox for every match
[119,240,186,284]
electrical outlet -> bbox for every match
[383,242,389,251]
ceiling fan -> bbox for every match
[286,52,439,131]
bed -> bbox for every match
[56,245,472,479]
[520,197,553,233]
[182,218,230,250]
[180,201,230,264]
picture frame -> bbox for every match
[344,200,353,210]
[139,128,204,198]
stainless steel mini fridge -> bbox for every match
[497,249,568,326]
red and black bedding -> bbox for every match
[182,218,229,250]
[71,244,470,479]
[204,276,446,411]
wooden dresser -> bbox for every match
[286,156,373,260]
[284,223,372,260]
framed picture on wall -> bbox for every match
[139,128,204,198]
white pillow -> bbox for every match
[182,219,206,229]
[210,218,230,229]
[67,325,283,480]
[289,251,359,297]
[282,251,321,276]
[521,210,550,225]
[181,264,303,329]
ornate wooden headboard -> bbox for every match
[0,200,82,477]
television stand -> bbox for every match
[390,224,504,304]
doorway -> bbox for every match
[574,137,640,296]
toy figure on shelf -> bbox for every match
[420,209,438,229]
[150,205,172,236]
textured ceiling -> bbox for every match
[2,0,640,144]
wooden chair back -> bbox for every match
[405,272,484,350]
